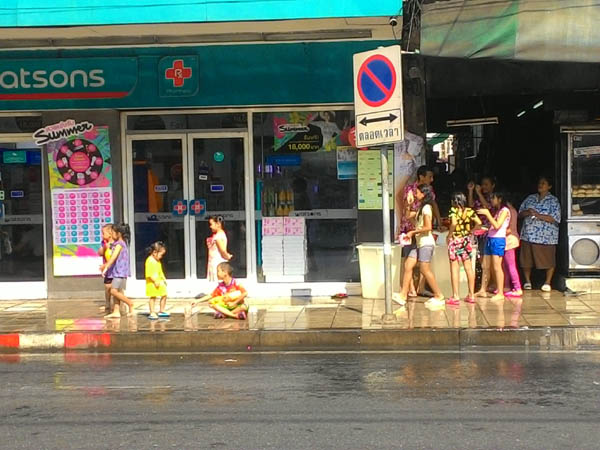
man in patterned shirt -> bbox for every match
[518,175,561,292]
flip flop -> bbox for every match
[148,313,158,320]
[331,293,348,299]
[157,312,170,318]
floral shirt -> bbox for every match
[400,182,436,233]
[449,207,477,238]
[518,193,561,245]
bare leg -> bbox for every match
[400,257,418,300]
[544,267,555,286]
[475,256,491,297]
[159,296,167,313]
[104,283,113,312]
[449,259,460,299]
[490,255,505,301]
[148,297,156,315]
[523,267,532,285]
[463,258,476,298]
[394,174,411,238]
[110,288,134,316]
[419,261,443,299]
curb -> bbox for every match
[1,327,600,353]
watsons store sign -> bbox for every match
[0,58,137,101]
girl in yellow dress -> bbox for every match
[145,241,168,320]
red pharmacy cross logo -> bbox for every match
[165,60,192,87]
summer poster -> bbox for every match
[273,111,354,152]
[42,121,113,276]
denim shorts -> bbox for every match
[484,237,506,256]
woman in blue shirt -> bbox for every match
[518,175,561,292]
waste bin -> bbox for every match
[431,231,476,298]
[357,243,402,299]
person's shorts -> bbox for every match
[519,241,556,269]
[484,237,506,257]
[103,277,113,285]
[404,244,435,263]
[210,296,242,311]
[111,277,127,290]
[448,236,473,262]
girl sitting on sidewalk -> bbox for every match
[189,262,248,320]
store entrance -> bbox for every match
[126,132,250,295]
[0,139,46,299]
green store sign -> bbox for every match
[0,41,394,111]
[0,58,138,101]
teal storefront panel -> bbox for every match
[0,41,395,111]
[1,1,402,27]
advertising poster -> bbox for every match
[358,150,394,210]
[40,121,113,276]
[273,111,354,153]
[336,147,358,180]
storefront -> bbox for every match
[0,39,395,299]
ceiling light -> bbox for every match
[517,111,526,118]
[446,117,499,127]
[533,100,544,109]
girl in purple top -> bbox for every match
[101,223,134,318]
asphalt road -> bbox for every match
[1,351,600,449]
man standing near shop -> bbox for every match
[397,165,444,239]
[518,175,561,292]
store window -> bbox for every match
[570,133,600,217]
[253,110,359,283]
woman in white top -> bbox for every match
[396,184,444,306]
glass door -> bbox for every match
[0,140,46,298]
[127,132,252,293]
[129,135,189,281]
[188,133,248,279]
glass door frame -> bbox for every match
[0,132,48,300]
[123,131,255,296]
[186,131,255,281]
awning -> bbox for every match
[422,0,600,63]
[0,0,402,27]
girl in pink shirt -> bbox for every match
[477,192,510,301]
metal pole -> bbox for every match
[380,147,394,320]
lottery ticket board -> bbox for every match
[42,122,114,276]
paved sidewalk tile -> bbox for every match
[0,291,599,334]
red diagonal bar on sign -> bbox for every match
[363,65,392,97]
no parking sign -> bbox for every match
[353,45,404,147]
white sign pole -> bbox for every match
[354,45,404,320]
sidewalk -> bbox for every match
[1,291,600,352]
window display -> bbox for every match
[253,110,359,282]
[570,133,600,217]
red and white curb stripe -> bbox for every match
[0,333,112,351]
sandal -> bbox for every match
[331,293,348,300]
[523,282,532,290]
[445,298,460,306]
[505,290,523,298]
[237,311,247,320]
[214,312,225,319]
[464,296,476,304]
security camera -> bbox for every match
[389,16,398,27]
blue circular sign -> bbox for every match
[357,55,397,107]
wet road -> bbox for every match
[1,352,600,449]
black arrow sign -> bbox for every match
[359,113,398,127]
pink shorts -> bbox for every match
[448,236,473,262]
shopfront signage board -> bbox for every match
[353,46,404,147]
